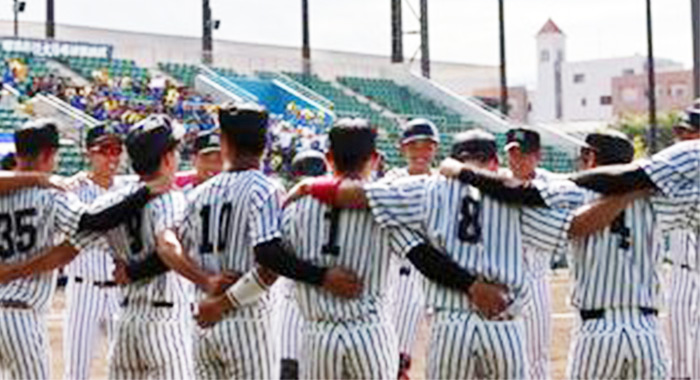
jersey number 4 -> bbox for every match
[458,195,482,243]
[0,208,38,258]
[200,203,233,254]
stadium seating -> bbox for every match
[56,143,85,176]
[61,57,149,82]
[0,51,56,96]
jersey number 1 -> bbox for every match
[200,203,233,254]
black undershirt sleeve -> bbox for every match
[255,238,327,286]
[569,165,656,195]
[77,186,151,232]
[406,243,477,291]
[457,169,547,207]
[125,253,170,282]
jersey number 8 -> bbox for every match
[458,195,482,243]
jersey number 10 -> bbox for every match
[200,203,233,254]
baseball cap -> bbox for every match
[126,114,184,175]
[673,107,700,132]
[504,128,541,153]
[194,130,221,154]
[86,123,121,147]
[451,129,497,161]
[584,130,634,165]
[14,118,60,157]
[291,149,327,177]
[401,118,439,144]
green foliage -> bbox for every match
[613,111,682,156]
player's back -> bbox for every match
[181,170,284,317]
[94,183,188,317]
[0,187,83,312]
[283,194,394,322]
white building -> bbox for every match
[533,19,683,123]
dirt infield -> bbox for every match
[44,270,595,379]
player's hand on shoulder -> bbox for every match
[284,178,313,207]
[467,280,510,319]
[41,174,71,192]
[0,264,12,283]
[195,296,227,328]
[322,266,363,299]
[439,157,465,178]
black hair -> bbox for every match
[218,103,269,157]
[14,119,60,159]
[585,130,634,166]
[328,118,376,174]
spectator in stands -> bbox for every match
[1,152,16,171]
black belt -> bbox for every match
[74,277,118,288]
[681,264,692,270]
[579,307,658,321]
[399,266,411,276]
[0,300,30,309]
[120,299,174,308]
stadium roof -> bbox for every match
[537,19,564,36]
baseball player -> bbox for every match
[288,129,587,379]
[383,118,439,378]
[84,115,228,380]
[445,130,700,379]
[0,119,162,379]
[178,130,222,193]
[62,124,132,380]
[277,149,327,380]
[666,112,700,379]
[502,127,559,379]
[177,104,287,379]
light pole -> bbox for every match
[420,0,429,78]
[499,0,508,116]
[202,0,220,64]
[692,0,700,98]
[646,0,658,153]
[302,0,311,74]
[13,0,26,38]
[391,0,403,63]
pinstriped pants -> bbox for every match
[302,318,398,379]
[276,294,304,361]
[566,309,668,379]
[391,266,425,357]
[108,310,194,380]
[523,274,551,380]
[195,314,278,379]
[427,309,527,380]
[0,308,49,379]
[668,265,698,379]
[63,279,120,380]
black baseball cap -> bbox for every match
[291,149,327,177]
[86,123,121,147]
[504,128,541,153]
[401,118,439,144]
[126,114,184,175]
[584,130,634,165]
[14,118,60,158]
[451,129,497,161]
[194,130,221,154]
[674,107,700,132]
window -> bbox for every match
[622,88,638,103]
[574,74,585,84]
[600,96,612,105]
[672,84,687,98]
[622,68,635,76]
[540,50,550,63]
[581,98,587,107]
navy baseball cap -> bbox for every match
[584,130,634,165]
[86,123,121,147]
[451,129,497,161]
[401,118,439,144]
[674,107,700,132]
[194,130,221,154]
[504,128,541,153]
[291,149,327,177]
[126,114,184,174]
[15,118,60,157]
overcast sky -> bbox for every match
[6,0,693,87]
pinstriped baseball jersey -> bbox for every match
[88,184,189,315]
[0,188,87,312]
[65,175,136,282]
[283,195,410,322]
[557,185,700,311]
[640,140,700,195]
[669,228,698,269]
[364,175,573,313]
[179,170,285,317]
